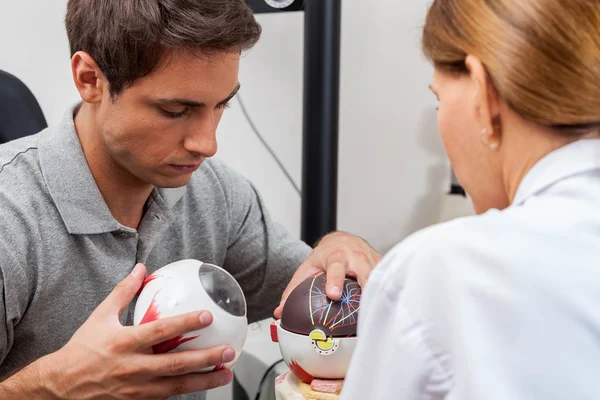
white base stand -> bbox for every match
[275,372,306,400]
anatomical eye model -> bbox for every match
[308,277,361,336]
[272,275,362,399]
[134,259,248,373]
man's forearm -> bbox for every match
[0,356,57,399]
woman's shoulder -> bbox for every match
[372,209,519,294]
[383,209,507,263]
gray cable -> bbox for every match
[236,94,302,196]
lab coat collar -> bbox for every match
[513,138,600,206]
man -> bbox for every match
[0,0,379,399]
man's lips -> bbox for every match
[168,162,202,173]
[171,163,201,168]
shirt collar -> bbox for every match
[39,103,186,235]
[512,138,600,206]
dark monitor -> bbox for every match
[246,0,304,13]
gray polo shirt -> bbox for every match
[0,105,311,399]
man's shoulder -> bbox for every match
[0,132,46,192]
[190,157,244,184]
[0,133,47,198]
[0,132,49,227]
[186,157,255,202]
[0,133,40,176]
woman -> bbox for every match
[340,1,600,399]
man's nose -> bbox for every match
[183,115,218,157]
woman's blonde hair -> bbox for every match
[422,0,600,133]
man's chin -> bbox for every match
[151,174,194,189]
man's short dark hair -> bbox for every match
[66,0,262,96]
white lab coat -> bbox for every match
[340,139,600,400]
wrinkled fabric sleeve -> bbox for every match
[340,231,452,400]
[214,160,312,323]
[0,242,29,370]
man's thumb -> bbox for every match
[100,263,146,319]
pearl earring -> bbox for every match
[480,128,498,149]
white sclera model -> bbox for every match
[134,259,248,372]
[272,319,357,381]
[270,276,362,383]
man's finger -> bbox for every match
[366,248,382,269]
[279,270,306,304]
[130,369,233,398]
[163,369,233,393]
[348,251,375,289]
[324,261,347,300]
[273,303,284,319]
[141,345,235,376]
[97,263,146,319]
[274,263,322,318]
[133,311,213,349]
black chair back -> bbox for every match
[0,70,47,144]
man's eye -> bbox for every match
[216,102,231,110]
[160,107,191,119]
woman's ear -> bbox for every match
[465,55,502,150]
[71,51,108,104]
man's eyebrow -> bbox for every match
[155,84,242,108]
[219,84,241,105]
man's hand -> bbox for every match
[19,263,234,399]
[274,232,381,319]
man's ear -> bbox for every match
[465,54,502,149]
[71,51,108,103]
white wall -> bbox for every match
[0,1,77,124]
[0,0,453,256]
[207,0,453,253]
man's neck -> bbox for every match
[74,104,153,229]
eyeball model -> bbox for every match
[134,259,248,372]
[271,275,362,383]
